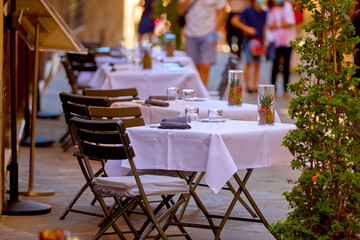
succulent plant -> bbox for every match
[259,93,274,109]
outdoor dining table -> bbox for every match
[124,121,295,239]
[111,99,282,124]
[87,53,209,99]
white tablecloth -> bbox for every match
[111,99,281,124]
[113,121,295,194]
[88,63,209,99]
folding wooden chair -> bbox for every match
[69,117,191,239]
[59,92,110,220]
[88,105,145,128]
[59,92,110,151]
[83,88,140,105]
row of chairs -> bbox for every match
[59,91,191,239]
[60,88,140,151]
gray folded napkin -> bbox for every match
[158,122,191,129]
[149,95,174,101]
[161,116,190,123]
[144,99,169,107]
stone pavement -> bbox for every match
[0,52,300,239]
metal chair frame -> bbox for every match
[59,92,110,219]
[70,117,191,240]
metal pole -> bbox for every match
[8,0,19,203]
[28,22,40,193]
[19,21,54,196]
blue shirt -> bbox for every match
[238,6,267,41]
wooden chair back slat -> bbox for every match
[83,88,138,98]
[88,106,145,128]
[70,118,135,161]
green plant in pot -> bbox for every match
[270,0,360,239]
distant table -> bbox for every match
[111,99,281,124]
[88,62,209,99]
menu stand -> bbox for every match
[3,0,86,214]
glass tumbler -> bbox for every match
[227,70,243,106]
[208,109,223,128]
[257,85,275,125]
[182,89,195,101]
[185,107,199,126]
[164,33,176,57]
[167,87,179,101]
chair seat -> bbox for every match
[93,175,189,198]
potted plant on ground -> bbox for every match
[270,0,360,239]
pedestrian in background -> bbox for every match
[179,0,227,86]
[138,0,155,42]
[231,0,267,94]
[226,0,249,58]
[267,0,296,99]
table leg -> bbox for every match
[233,169,280,240]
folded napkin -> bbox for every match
[144,99,169,107]
[148,95,175,101]
[158,122,191,129]
[161,116,190,123]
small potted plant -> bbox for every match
[228,70,243,106]
[257,85,275,125]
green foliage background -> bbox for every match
[271,0,360,239]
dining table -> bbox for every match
[123,120,295,239]
[86,51,209,99]
[111,99,282,124]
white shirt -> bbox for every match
[182,0,227,38]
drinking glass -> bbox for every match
[164,33,176,57]
[208,109,223,128]
[182,89,195,101]
[257,85,275,125]
[185,107,199,126]
[167,87,179,101]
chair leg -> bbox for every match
[59,180,92,220]
[159,195,192,240]
[94,197,140,240]
[138,194,188,240]
[59,130,70,143]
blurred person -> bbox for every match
[231,0,267,94]
[179,0,227,86]
[267,0,296,99]
[138,0,155,42]
[226,0,249,58]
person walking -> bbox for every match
[226,0,249,58]
[138,0,155,42]
[267,0,296,99]
[179,0,227,86]
[231,0,267,94]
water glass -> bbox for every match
[167,87,179,101]
[208,109,223,128]
[257,85,275,125]
[164,33,176,57]
[185,107,199,126]
[182,89,195,101]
